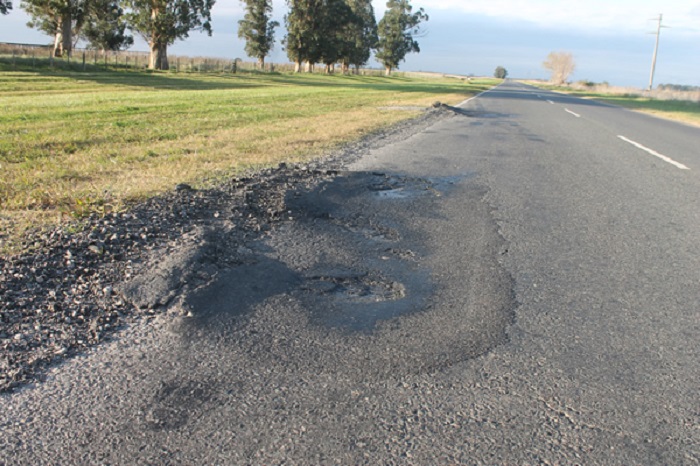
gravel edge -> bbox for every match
[0,107,453,393]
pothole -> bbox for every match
[330,216,401,242]
[368,173,476,200]
[302,270,405,303]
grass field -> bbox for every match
[576,93,700,126]
[532,83,700,126]
[0,67,496,253]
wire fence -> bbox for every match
[0,43,285,73]
[0,42,389,76]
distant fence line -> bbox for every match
[0,42,287,73]
[0,42,390,76]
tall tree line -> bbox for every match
[20,0,134,57]
[18,0,212,67]
[15,0,427,74]
[281,0,426,75]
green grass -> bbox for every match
[0,67,496,253]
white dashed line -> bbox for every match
[565,108,581,118]
[547,100,555,104]
[617,135,690,170]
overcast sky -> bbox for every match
[1,0,699,87]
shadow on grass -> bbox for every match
[0,61,493,96]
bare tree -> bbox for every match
[543,51,575,85]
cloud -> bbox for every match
[404,0,700,35]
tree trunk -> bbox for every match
[148,5,168,70]
[53,31,63,58]
[258,57,265,70]
[61,11,72,57]
[341,62,350,75]
[149,41,169,70]
[294,60,302,73]
[385,65,392,76]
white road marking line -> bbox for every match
[617,135,690,170]
[457,81,506,107]
[565,108,581,118]
[547,100,555,104]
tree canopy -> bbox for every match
[284,0,382,74]
[238,0,279,69]
[494,66,507,79]
[340,0,378,72]
[318,0,355,72]
[1,0,12,14]
[284,0,324,72]
[80,0,133,51]
[543,51,575,85]
[124,0,215,70]
[375,0,428,75]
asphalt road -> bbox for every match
[1,81,698,464]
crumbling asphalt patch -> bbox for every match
[0,106,455,393]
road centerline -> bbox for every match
[617,135,690,170]
[565,108,581,118]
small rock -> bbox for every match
[88,244,104,255]
[175,183,193,192]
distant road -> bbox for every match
[2,81,698,464]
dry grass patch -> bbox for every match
[530,81,700,127]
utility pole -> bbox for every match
[648,14,665,91]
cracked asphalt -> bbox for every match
[1,82,698,465]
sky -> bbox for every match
[1,0,699,88]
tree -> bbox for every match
[284,0,322,72]
[22,0,88,57]
[318,0,355,73]
[494,66,507,79]
[80,0,133,51]
[375,0,427,76]
[124,0,215,70]
[340,0,377,73]
[237,0,279,69]
[1,0,12,14]
[543,51,575,85]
